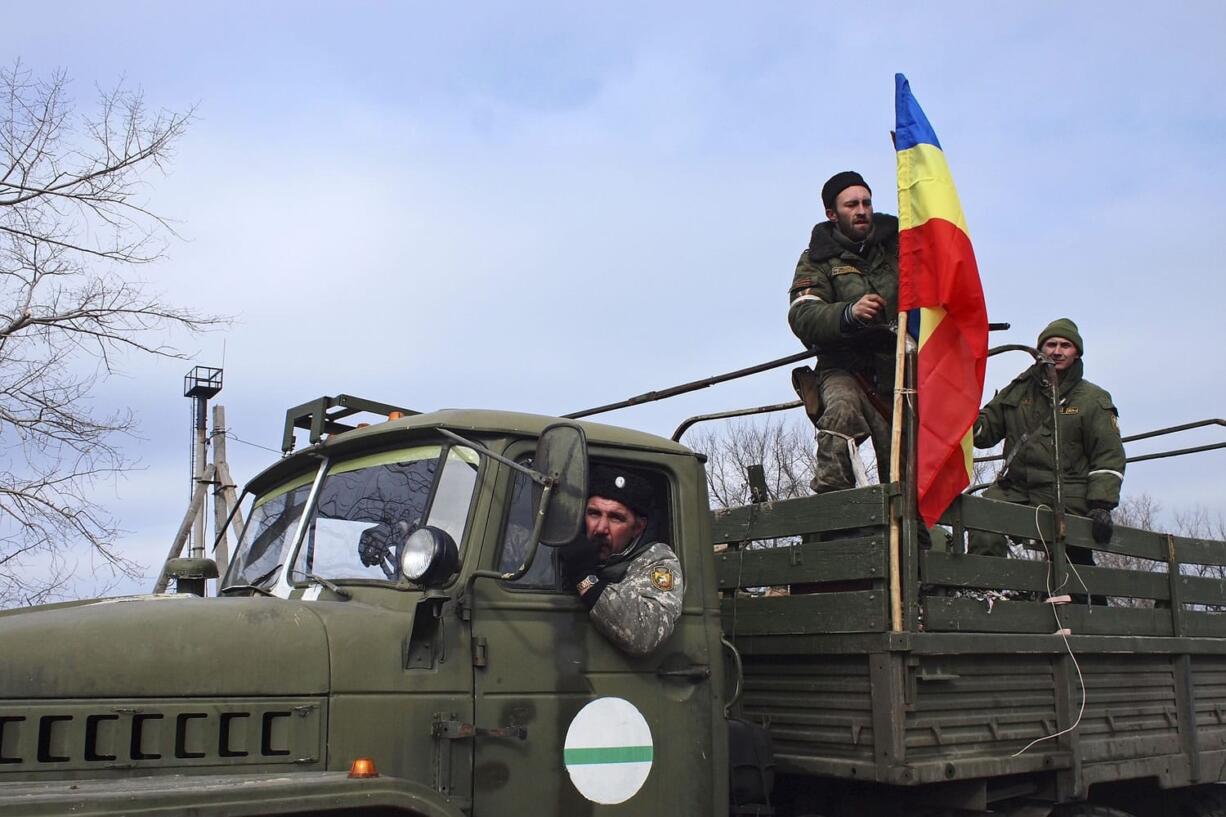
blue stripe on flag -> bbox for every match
[894,73,941,152]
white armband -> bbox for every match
[789,294,823,309]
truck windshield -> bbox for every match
[286,444,479,583]
[226,476,315,588]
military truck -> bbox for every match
[2,376,1225,817]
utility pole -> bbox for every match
[211,404,243,578]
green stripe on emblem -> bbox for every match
[564,745,654,765]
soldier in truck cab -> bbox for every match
[969,318,1126,567]
[787,170,898,494]
[561,466,684,657]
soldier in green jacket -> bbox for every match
[788,171,899,493]
[968,318,1126,565]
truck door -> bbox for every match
[469,453,720,816]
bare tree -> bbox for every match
[1072,495,1226,608]
[1173,505,1226,586]
[687,413,831,567]
[0,63,218,607]
[688,414,819,511]
[1112,493,1163,531]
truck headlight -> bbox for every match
[400,526,459,585]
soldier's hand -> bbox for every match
[851,294,886,323]
[358,523,391,567]
[1088,507,1114,545]
[558,539,599,588]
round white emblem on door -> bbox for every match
[563,697,653,804]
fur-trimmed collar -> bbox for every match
[807,213,899,263]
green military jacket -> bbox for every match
[787,214,899,392]
[973,359,1125,510]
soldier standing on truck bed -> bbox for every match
[968,318,1126,566]
[787,171,899,493]
[562,466,684,657]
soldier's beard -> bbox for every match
[839,217,872,242]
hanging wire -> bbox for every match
[1011,503,1087,757]
[223,430,281,455]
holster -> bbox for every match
[791,366,823,427]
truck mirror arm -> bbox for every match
[437,428,554,487]
[449,421,586,619]
[462,480,557,607]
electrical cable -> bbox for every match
[222,430,280,454]
[1012,503,1087,757]
[730,544,746,641]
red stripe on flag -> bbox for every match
[899,218,984,316]
[914,315,980,524]
[898,218,988,527]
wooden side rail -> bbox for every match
[921,494,1226,636]
[710,488,1226,638]
[711,484,892,545]
[715,536,885,590]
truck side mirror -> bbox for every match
[535,423,588,547]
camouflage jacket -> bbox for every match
[787,214,899,391]
[587,542,683,657]
[974,360,1125,510]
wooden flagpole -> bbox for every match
[887,312,908,632]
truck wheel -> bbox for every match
[1176,786,1226,817]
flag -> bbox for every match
[894,73,988,527]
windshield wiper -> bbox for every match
[218,583,276,597]
[218,563,283,596]
[218,570,350,601]
[248,563,284,588]
[300,572,352,600]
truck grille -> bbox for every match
[0,698,325,774]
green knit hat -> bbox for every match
[1037,318,1083,356]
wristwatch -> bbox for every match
[577,574,600,595]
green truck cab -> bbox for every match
[2,397,1225,817]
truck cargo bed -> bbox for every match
[713,485,1226,802]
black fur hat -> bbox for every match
[588,465,651,517]
[821,170,870,210]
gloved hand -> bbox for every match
[358,523,391,567]
[1088,507,1114,545]
[557,539,599,589]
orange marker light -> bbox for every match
[348,757,379,778]
[387,412,403,421]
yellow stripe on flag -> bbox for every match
[960,428,974,480]
[917,305,945,349]
[897,143,969,236]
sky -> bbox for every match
[6,1,1225,598]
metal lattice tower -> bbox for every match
[183,366,223,557]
